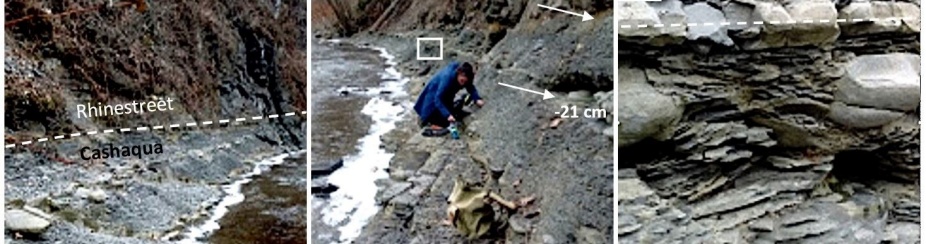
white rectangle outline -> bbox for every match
[416,37,443,61]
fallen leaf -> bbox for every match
[550,118,563,129]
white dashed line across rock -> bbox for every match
[5,111,306,148]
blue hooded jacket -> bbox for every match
[414,62,482,122]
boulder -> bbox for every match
[834,53,920,111]
[839,1,920,36]
[618,68,683,147]
[784,0,840,46]
[726,0,839,49]
[724,1,788,49]
[88,189,108,203]
[5,209,51,234]
[616,2,662,37]
[567,90,593,102]
[828,102,905,128]
[616,1,685,45]
[683,3,734,46]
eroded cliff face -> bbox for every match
[313,0,614,243]
[618,0,920,243]
[4,1,307,242]
[6,0,307,146]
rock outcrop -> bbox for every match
[618,0,920,243]
[5,1,307,243]
[313,0,614,243]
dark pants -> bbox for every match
[422,95,472,128]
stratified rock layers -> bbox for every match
[618,0,920,243]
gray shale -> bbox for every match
[313,0,616,243]
[618,0,920,243]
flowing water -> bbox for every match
[311,40,409,244]
[174,150,308,244]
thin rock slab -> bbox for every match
[5,209,51,234]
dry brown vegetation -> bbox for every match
[5,0,306,137]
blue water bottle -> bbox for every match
[449,122,460,140]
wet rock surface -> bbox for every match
[313,0,614,243]
[6,128,305,243]
[618,0,920,243]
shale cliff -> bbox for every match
[5,0,306,243]
[313,0,615,243]
[618,0,920,243]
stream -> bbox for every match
[310,40,410,244]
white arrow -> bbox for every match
[537,4,594,21]
[498,82,555,100]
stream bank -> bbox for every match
[312,1,616,242]
[310,39,411,244]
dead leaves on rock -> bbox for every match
[549,117,563,129]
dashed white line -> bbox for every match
[618,17,910,29]
[5,110,307,149]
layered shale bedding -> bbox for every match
[617,0,920,243]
